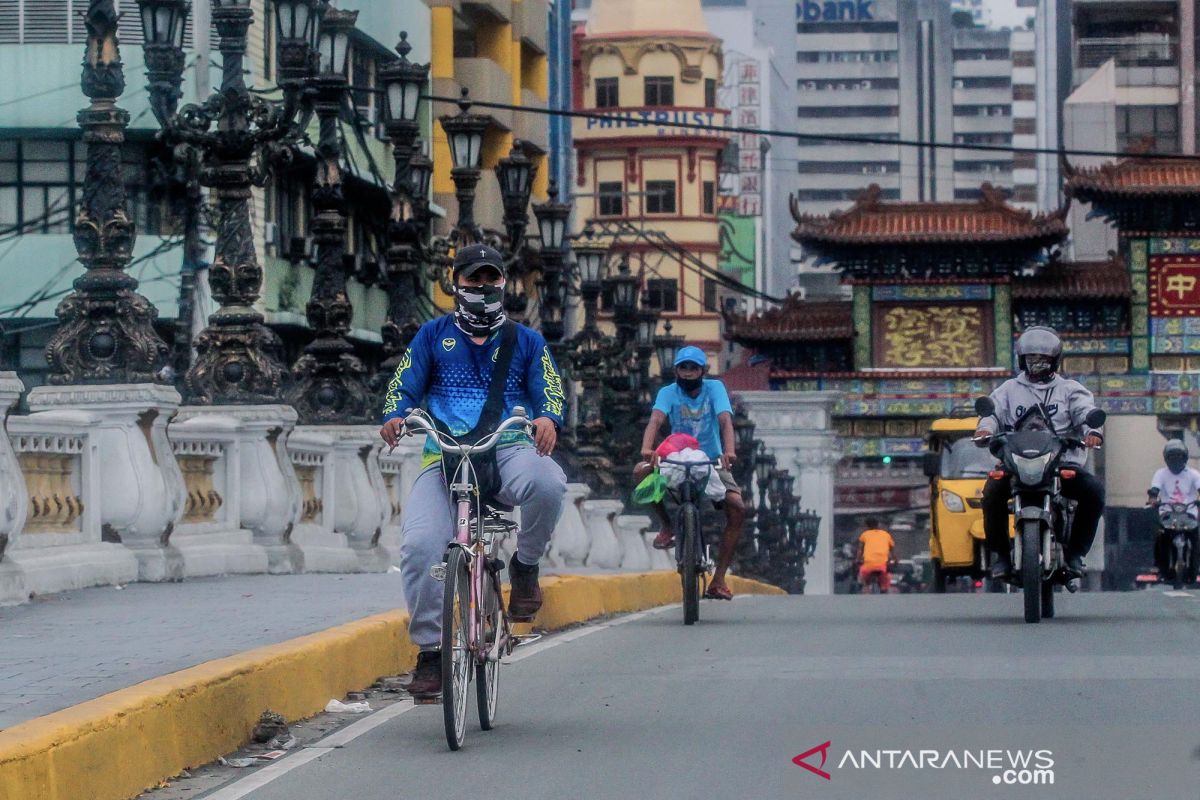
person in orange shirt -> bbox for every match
[856,518,896,593]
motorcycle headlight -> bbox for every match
[1011,452,1052,485]
[940,490,965,513]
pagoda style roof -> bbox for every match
[725,297,853,344]
[1064,156,1200,201]
[791,184,1069,248]
[1013,255,1131,301]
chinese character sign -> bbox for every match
[875,305,991,368]
[1150,255,1200,316]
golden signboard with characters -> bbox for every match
[874,304,992,369]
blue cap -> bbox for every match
[673,346,707,368]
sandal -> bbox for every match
[703,584,733,601]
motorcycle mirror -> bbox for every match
[1084,408,1106,428]
[974,396,995,417]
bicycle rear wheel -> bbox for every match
[441,547,471,750]
[681,503,701,625]
[476,569,500,731]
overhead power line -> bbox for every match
[424,93,1200,163]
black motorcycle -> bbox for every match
[1154,501,1198,590]
[974,397,1106,623]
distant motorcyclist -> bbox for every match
[1148,439,1200,579]
[974,327,1105,580]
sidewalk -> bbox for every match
[0,573,409,730]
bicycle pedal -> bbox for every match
[429,564,446,581]
[512,633,542,647]
[488,557,505,574]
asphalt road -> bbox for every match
[187,589,1200,800]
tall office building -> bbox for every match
[790,0,1014,294]
[1064,0,1195,259]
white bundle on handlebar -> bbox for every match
[659,448,726,502]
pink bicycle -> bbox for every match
[400,407,540,750]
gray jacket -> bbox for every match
[977,374,1103,468]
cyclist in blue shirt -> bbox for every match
[636,345,745,600]
[379,244,566,699]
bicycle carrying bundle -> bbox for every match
[437,321,518,506]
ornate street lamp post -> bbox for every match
[532,179,571,348]
[137,0,315,404]
[654,319,683,377]
[286,6,373,424]
[439,90,490,243]
[495,141,536,313]
[45,0,171,384]
[377,32,430,381]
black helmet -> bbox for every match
[1164,439,1189,473]
[1015,326,1063,380]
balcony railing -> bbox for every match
[1075,36,1178,68]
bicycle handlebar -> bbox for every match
[401,407,533,455]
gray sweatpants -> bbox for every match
[399,445,567,648]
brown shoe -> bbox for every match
[508,554,543,621]
[406,650,441,699]
[652,529,675,550]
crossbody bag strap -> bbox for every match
[469,320,519,439]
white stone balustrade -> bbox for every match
[581,498,624,569]
[176,405,305,574]
[553,483,592,567]
[284,428,361,573]
[5,401,137,598]
[0,373,29,605]
[167,414,269,577]
[26,384,185,581]
[308,426,393,572]
[615,514,652,571]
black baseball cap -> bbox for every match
[452,243,506,281]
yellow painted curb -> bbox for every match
[0,572,782,800]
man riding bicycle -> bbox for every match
[379,244,567,700]
[856,518,895,593]
[635,346,745,600]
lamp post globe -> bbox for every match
[653,319,683,376]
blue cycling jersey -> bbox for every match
[381,315,565,465]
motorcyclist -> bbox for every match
[378,243,567,700]
[1147,439,1200,580]
[974,327,1105,580]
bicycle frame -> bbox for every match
[402,408,531,662]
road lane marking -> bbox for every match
[197,603,678,799]
[1164,590,1194,598]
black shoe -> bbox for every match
[1064,555,1085,577]
[990,557,1012,580]
[407,650,441,699]
[508,553,543,621]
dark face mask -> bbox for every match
[454,282,506,336]
[675,375,703,393]
[1168,456,1188,475]
[1024,355,1055,383]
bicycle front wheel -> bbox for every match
[681,503,700,625]
[442,547,472,750]
[476,570,500,731]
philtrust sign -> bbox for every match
[798,0,875,21]
[579,109,728,139]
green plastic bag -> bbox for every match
[632,470,668,506]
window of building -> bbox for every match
[598,181,624,216]
[797,50,896,64]
[1012,85,1035,101]
[1013,50,1035,67]
[702,181,715,214]
[705,78,717,108]
[351,46,373,117]
[645,180,677,214]
[1116,105,1178,153]
[953,48,1009,60]
[797,105,899,118]
[703,278,718,312]
[595,77,619,108]
[1013,118,1036,135]
[798,161,900,174]
[0,139,178,238]
[794,188,901,201]
[1013,152,1037,169]
[954,76,1011,89]
[644,76,675,106]
[0,2,192,45]
[645,278,679,312]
